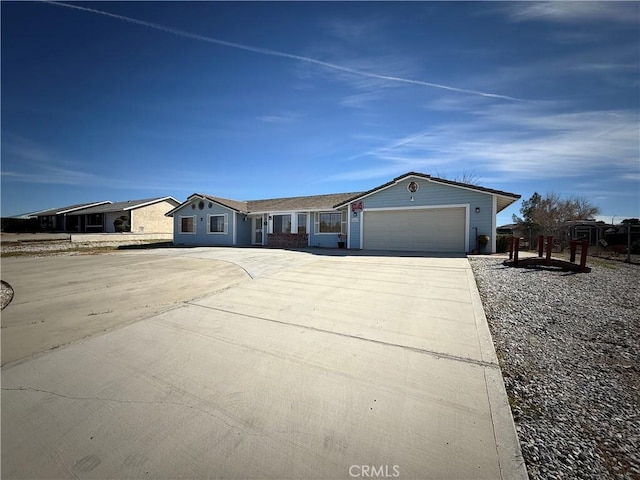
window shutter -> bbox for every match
[224,214,228,234]
[341,210,347,234]
[314,212,319,234]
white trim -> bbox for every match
[315,211,343,235]
[491,196,498,253]
[179,215,197,234]
[251,215,264,246]
[249,207,340,215]
[124,196,180,211]
[465,205,471,253]
[206,213,228,235]
[233,213,237,245]
[334,174,518,208]
[347,203,351,249]
[271,213,293,234]
[363,203,468,212]
[166,196,241,217]
[57,201,112,215]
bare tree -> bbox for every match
[434,170,482,186]
[513,192,600,247]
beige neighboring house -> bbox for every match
[66,197,180,233]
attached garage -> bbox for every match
[363,207,467,252]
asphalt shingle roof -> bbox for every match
[69,197,178,215]
[168,172,520,216]
[34,201,111,217]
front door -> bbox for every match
[253,215,264,245]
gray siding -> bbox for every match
[173,201,235,246]
[348,207,361,249]
[236,213,252,246]
[308,209,347,248]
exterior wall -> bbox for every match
[348,208,361,250]
[172,200,235,246]
[104,212,130,233]
[351,177,495,252]
[131,200,177,233]
[308,209,347,248]
[236,213,252,246]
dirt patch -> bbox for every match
[1,253,250,366]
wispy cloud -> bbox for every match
[1,133,103,186]
[328,104,639,183]
[257,112,300,124]
[45,1,522,102]
[1,168,99,185]
[499,2,639,24]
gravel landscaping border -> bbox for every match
[470,256,639,480]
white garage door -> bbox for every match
[363,207,466,252]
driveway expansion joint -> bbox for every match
[188,301,500,369]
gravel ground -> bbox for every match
[1,239,169,256]
[470,256,640,480]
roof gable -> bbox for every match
[166,172,520,217]
[68,197,179,215]
[333,172,520,210]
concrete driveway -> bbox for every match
[1,247,526,479]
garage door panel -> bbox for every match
[363,208,465,252]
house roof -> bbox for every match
[166,171,521,216]
[166,192,363,216]
[248,192,363,212]
[333,172,521,212]
[34,201,112,217]
[68,197,179,215]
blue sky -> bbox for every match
[2,1,639,226]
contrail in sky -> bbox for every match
[45,1,523,101]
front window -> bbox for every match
[208,214,227,234]
[180,216,195,233]
[87,213,103,226]
[273,214,291,234]
[297,213,307,234]
[318,212,341,233]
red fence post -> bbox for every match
[538,235,544,257]
[514,237,520,265]
[508,237,514,260]
[545,236,553,265]
[570,240,577,263]
[580,240,589,273]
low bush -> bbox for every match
[496,234,510,253]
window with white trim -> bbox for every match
[273,214,291,234]
[180,216,195,234]
[315,211,347,234]
[208,214,228,234]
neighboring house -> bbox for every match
[34,201,112,232]
[31,197,179,233]
[66,197,180,233]
[167,172,520,253]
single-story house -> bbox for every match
[167,172,520,253]
[34,201,112,232]
[34,197,179,233]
